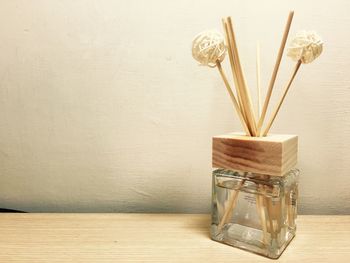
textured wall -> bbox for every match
[0,0,349,214]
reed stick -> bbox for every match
[257,11,294,136]
[222,19,250,133]
[215,19,251,235]
[217,180,244,232]
[226,17,258,136]
[253,61,264,253]
[216,61,252,136]
[262,60,302,136]
[265,196,276,239]
[287,190,295,227]
[256,185,268,245]
[216,18,261,235]
[256,42,262,118]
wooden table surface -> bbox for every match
[0,214,349,262]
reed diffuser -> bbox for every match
[192,11,323,258]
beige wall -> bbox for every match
[0,0,349,213]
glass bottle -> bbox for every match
[211,168,299,259]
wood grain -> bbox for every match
[213,133,298,176]
[0,214,349,262]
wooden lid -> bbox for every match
[212,133,298,176]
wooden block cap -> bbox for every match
[212,133,298,176]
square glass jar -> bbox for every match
[211,168,299,259]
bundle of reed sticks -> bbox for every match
[218,11,296,137]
